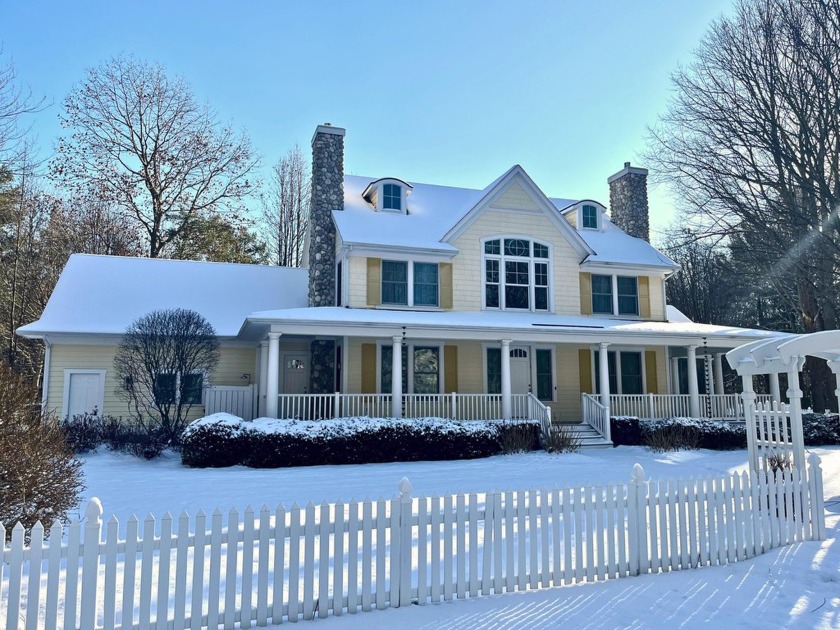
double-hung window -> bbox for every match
[592,275,613,314]
[413,263,439,306]
[154,372,203,405]
[582,204,599,229]
[382,183,402,211]
[591,275,640,316]
[483,238,550,312]
[381,261,439,307]
[382,261,408,305]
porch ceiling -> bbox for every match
[241,307,779,348]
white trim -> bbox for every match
[41,338,52,412]
[590,272,641,318]
[61,369,106,420]
[380,260,441,308]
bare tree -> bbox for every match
[114,309,220,444]
[52,56,257,258]
[0,362,84,538]
[260,145,310,267]
[0,50,46,168]
[647,0,840,409]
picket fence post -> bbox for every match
[399,478,414,607]
[627,464,648,576]
[808,453,825,540]
[80,498,103,630]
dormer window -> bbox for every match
[362,178,413,214]
[582,204,598,229]
[383,183,401,211]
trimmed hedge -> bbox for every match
[181,414,541,468]
[610,413,840,450]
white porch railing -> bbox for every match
[608,393,775,420]
[582,394,610,441]
[526,393,552,438]
[271,393,538,422]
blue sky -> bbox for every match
[1,1,732,238]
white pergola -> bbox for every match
[726,330,840,472]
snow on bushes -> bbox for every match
[610,413,840,450]
[181,413,542,468]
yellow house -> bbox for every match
[18,124,778,446]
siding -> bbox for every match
[649,276,666,321]
[451,209,583,313]
[48,344,257,419]
[489,182,539,211]
[347,256,369,308]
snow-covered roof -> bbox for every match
[666,305,693,323]
[336,172,676,269]
[245,306,778,346]
[17,254,309,338]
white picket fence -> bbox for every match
[1,456,825,629]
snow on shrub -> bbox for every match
[181,414,541,468]
[611,413,840,450]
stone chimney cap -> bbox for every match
[311,124,346,146]
[607,161,649,184]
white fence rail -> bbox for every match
[609,393,776,420]
[1,457,825,629]
[204,385,256,421]
[582,394,610,441]
[273,393,536,422]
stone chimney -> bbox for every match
[308,124,345,307]
[608,162,649,241]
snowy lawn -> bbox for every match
[76,446,840,629]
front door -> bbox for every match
[282,353,309,394]
[510,346,531,395]
[67,372,103,419]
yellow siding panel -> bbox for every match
[649,276,666,321]
[490,181,540,211]
[47,344,256,420]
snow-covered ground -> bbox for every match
[77,446,840,629]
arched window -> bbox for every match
[483,238,550,311]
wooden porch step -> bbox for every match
[550,423,613,449]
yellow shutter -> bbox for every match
[361,343,377,393]
[645,350,658,393]
[639,276,651,319]
[439,263,453,309]
[444,345,458,393]
[366,258,381,306]
[579,349,593,393]
[579,272,592,315]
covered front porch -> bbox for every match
[206,306,778,444]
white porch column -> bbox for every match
[670,357,681,394]
[258,340,269,417]
[391,336,402,418]
[786,361,806,470]
[265,332,281,419]
[828,361,840,415]
[501,340,512,420]
[687,345,700,418]
[769,372,782,405]
[598,342,611,415]
[714,354,725,396]
[740,373,759,472]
